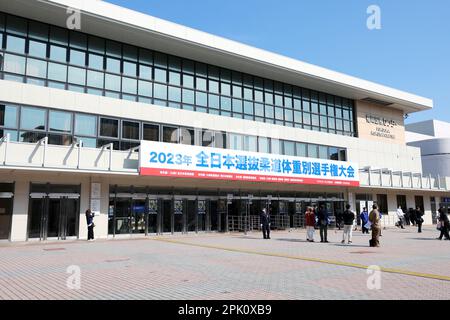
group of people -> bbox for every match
[260,203,450,247]
[395,206,424,232]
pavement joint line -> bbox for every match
[152,238,450,283]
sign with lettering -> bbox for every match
[139,141,360,187]
[366,114,398,139]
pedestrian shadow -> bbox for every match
[275,238,307,243]
[334,244,371,248]
[408,238,439,241]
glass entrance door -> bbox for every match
[131,199,146,234]
[186,200,196,232]
[114,198,131,235]
[28,195,79,240]
[0,196,13,240]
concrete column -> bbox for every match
[422,195,432,225]
[10,181,29,241]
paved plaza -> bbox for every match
[0,226,449,300]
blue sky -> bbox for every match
[107,0,450,124]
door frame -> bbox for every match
[0,188,15,241]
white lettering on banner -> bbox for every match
[139,141,360,187]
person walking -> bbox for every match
[317,205,329,243]
[360,207,370,234]
[260,208,271,239]
[415,206,424,233]
[336,210,343,231]
[305,207,315,242]
[396,206,405,229]
[341,204,355,244]
[85,209,95,241]
[369,204,381,247]
[437,207,450,240]
[409,208,417,226]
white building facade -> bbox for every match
[0,0,448,242]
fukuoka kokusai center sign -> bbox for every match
[139,141,360,187]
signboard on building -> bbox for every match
[139,141,360,187]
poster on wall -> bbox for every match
[174,200,183,215]
[139,141,359,187]
[148,199,158,215]
[198,200,206,215]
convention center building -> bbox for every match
[0,0,448,241]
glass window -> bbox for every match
[196,77,207,91]
[154,83,167,100]
[143,124,159,141]
[182,89,195,104]
[284,109,293,122]
[26,58,47,78]
[47,62,67,82]
[274,95,283,106]
[319,104,327,114]
[123,61,137,77]
[122,77,137,94]
[74,136,96,148]
[209,80,219,94]
[199,130,213,147]
[255,103,264,117]
[275,107,284,120]
[296,143,307,157]
[311,114,319,126]
[49,110,72,133]
[29,21,49,41]
[311,102,319,113]
[163,126,178,143]
[106,57,120,73]
[138,80,152,97]
[258,137,269,153]
[86,70,103,88]
[328,147,339,161]
[20,107,46,130]
[88,53,103,70]
[328,117,336,129]
[6,35,25,53]
[284,141,295,156]
[28,40,47,58]
[49,45,66,62]
[302,100,311,112]
[0,105,18,128]
[220,69,231,82]
[154,52,167,68]
[232,99,243,113]
[138,64,152,80]
[154,68,167,83]
[221,97,231,111]
[49,26,68,45]
[88,36,104,54]
[123,45,137,61]
[168,71,181,86]
[69,49,86,66]
[196,92,207,107]
[168,86,181,102]
[100,118,118,137]
[232,85,242,98]
[264,92,273,105]
[0,129,18,141]
[271,139,281,155]
[67,66,86,85]
[320,115,327,128]
[6,16,27,35]
[122,121,140,140]
[168,56,181,71]
[19,131,46,143]
[104,73,121,91]
[105,40,121,58]
[265,105,274,119]
[244,135,257,152]
[208,94,220,109]
[228,133,243,150]
[214,132,227,148]
[138,48,152,65]
[221,83,231,96]
[183,74,194,88]
[318,145,328,159]
[254,90,263,103]
[244,101,253,115]
[307,144,318,158]
[180,128,195,145]
[74,114,97,136]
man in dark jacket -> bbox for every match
[260,208,271,239]
[85,209,95,241]
[415,206,424,233]
[341,204,355,244]
[437,207,450,240]
[317,205,329,243]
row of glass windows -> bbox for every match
[0,103,347,161]
[0,12,356,136]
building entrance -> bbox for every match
[0,183,14,240]
[28,185,80,240]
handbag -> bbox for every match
[436,221,442,231]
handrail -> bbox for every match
[0,133,10,165]
[37,136,48,167]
